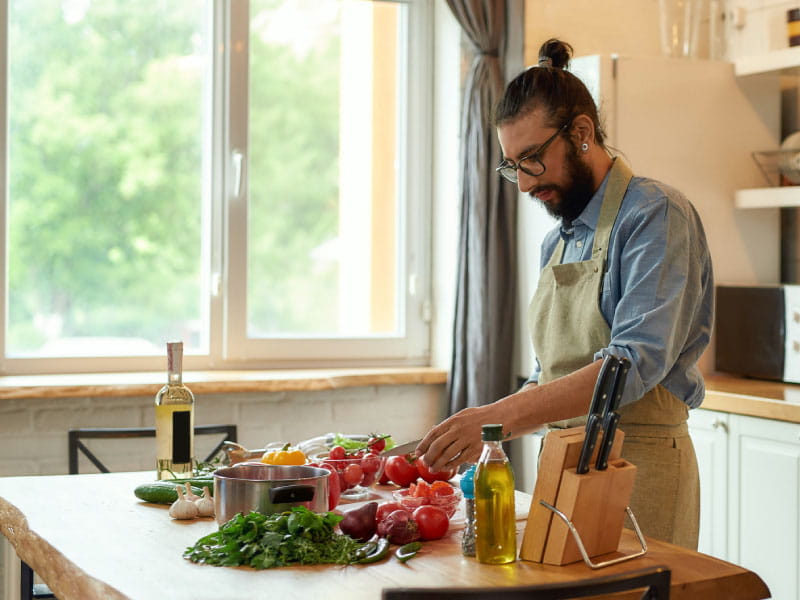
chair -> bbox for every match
[67,424,237,474]
[381,565,671,600]
[21,424,237,600]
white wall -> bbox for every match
[0,385,445,477]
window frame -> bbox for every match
[0,0,433,375]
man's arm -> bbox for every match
[416,359,603,472]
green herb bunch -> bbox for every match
[184,507,365,569]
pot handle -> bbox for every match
[269,484,316,504]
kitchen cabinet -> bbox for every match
[689,408,800,600]
[729,413,800,600]
[687,408,729,560]
[734,47,800,209]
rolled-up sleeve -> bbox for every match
[593,186,712,408]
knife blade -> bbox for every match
[382,439,422,457]
[595,357,631,470]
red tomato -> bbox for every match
[361,453,382,474]
[416,459,456,484]
[384,454,418,487]
[413,505,449,540]
[343,463,364,486]
[314,463,341,510]
[368,436,386,453]
[329,445,346,460]
[431,480,455,496]
[375,501,403,523]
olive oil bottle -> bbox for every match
[155,341,194,479]
[475,424,516,564]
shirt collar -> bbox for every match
[559,167,613,235]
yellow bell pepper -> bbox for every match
[261,443,306,466]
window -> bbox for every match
[1,0,433,374]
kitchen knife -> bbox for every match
[383,439,422,457]
[604,356,631,417]
[576,414,601,474]
[594,412,621,471]
[585,355,620,433]
[595,357,631,470]
[576,355,620,474]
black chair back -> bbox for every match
[67,424,237,474]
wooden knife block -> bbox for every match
[519,426,636,566]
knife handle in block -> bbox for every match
[595,412,620,471]
[576,415,601,474]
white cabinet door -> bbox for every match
[688,408,729,560]
[729,414,800,600]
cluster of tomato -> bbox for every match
[383,453,456,487]
[376,480,456,541]
[307,436,389,508]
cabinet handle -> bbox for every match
[712,419,728,433]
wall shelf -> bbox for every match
[735,46,800,77]
[735,187,800,208]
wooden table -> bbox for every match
[0,472,769,600]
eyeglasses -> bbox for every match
[496,121,570,184]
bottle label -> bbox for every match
[172,410,191,463]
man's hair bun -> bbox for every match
[537,38,573,70]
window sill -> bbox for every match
[0,367,448,400]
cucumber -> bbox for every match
[134,481,205,505]
[160,477,214,494]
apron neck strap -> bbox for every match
[545,158,633,268]
[592,158,633,258]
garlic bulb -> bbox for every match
[183,482,200,502]
[169,485,199,520]
[195,487,215,518]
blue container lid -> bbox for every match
[460,463,476,499]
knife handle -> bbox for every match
[595,412,621,471]
[576,414,601,475]
[586,355,617,433]
[607,357,631,414]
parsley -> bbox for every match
[183,508,365,569]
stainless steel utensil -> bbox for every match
[213,462,329,525]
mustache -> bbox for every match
[529,185,560,199]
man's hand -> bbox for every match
[415,405,489,472]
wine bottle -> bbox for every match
[155,341,195,480]
[475,424,516,564]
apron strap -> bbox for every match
[544,158,633,269]
[592,158,633,259]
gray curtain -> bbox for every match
[446,0,516,414]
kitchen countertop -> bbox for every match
[701,373,800,423]
[0,471,769,600]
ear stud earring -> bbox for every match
[581,143,589,152]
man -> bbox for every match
[417,39,713,549]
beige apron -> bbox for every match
[528,158,700,550]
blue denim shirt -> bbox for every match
[528,171,714,409]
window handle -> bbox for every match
[232,150,244,199]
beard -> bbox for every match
[531,141,596,224]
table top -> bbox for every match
[0,471,769,600]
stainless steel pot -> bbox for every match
[213,462,329,525]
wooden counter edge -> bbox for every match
[0,367,449,400]
[0,496,128,600]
